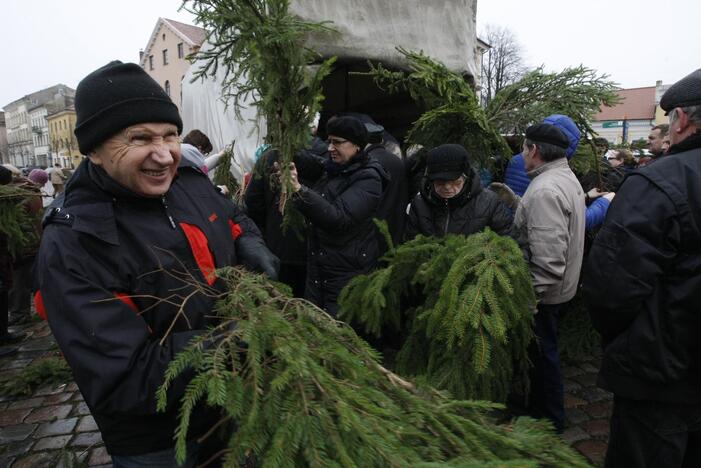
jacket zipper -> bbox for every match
[443,200,450,236]
[161,196,176,229]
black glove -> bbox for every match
[235,235,280,280]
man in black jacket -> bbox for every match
[33,61,276,466]
[405,144,515,240]
[584,69,701,467]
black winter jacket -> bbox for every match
[584,132,701,403]
[293,151,387,315]
[405,171,516,240]
[244,140,326,266]
[33,160,270,455]
[367,143,408,248]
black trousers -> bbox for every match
[606,395,701,468]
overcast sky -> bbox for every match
[1,0,699,109]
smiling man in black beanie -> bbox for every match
[33,61,277,466]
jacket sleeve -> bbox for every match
[487,195,517,239]
[230,201,280,280]
[583,176,678,342]
[523,188,571,298]
[503,154,530,197]
[35,230,200,416]
[243,157,268,231]
[585,197,610,231]
[404,196,421,241]
[294,170,382,233]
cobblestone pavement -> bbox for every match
[0,319,612,467]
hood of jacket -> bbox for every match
[543,114,581,159]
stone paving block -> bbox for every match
[562,366,585,378]
[583,419,610,438]
[35,383,67,396]
[72,401,91,416]
[585,402,612,419]
[0,369,22,382]
[4,358,33,370]
[25,404,73,424]
[0,424,36,444]
[0,457,16,468]
[65,382,79,392]
[563,379,582,392]
[8,397,44,410]
[71,431,103,447]
[565,408,589,426]
[77,415,99,433]
[580,362,599,373]
[0,439,34,457]
[564,394,587,409]
[18,336,57,353]
[575,439,608,465]
[33,434,73,450]
[88,446,111,466]
[561,426,589,445]
[34,417,78,437]
[572,373,598,387]
[12,451,58,468]
[0,408,32,426]
[580,387,612,403]
[43,392,73,405]
[55,450,88,468]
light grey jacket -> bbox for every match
[514,158,585,305]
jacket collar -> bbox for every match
[668,130,701,155]
[527,157,569,179]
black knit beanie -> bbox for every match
[326,116,368,148]
[426,144,469,180]
[74,61,183,155]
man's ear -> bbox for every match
[676,107,689,133]
[88,151,102,166]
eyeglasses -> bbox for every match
[326,138,350,147]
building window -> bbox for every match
[149,55,154,70]
[177,43,184,59]
[165,80,171,97]
[162,33,166,41]
[162,49,168,65]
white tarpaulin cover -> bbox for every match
[182,0,479,176]
[290,0,478,76]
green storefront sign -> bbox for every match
[602,121,623,128]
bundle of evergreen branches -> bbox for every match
[339,229,535,402]
[158,266,587,467]
[0,183,42,256]
[370,48,511,168]
[185,0,336,219]
[212,145,242,200]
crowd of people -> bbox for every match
[1,59,699,467]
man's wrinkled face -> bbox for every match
[523,141,537,171]
[89,123,181,197]
[647,128,665,155]
[433,176,466,199]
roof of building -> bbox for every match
[163,18,207,46]
[140,17,207,66]
[595,86,656,121]
[3,85,75,112]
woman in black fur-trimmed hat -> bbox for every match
[405,143,517,241]
[286,115,389,316]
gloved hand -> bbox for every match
[235,234,280,280]
[488,182,520,211]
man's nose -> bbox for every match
[151,143,175,164]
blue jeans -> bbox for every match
[528,303,564,432]
[112,441,199,468]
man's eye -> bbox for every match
[131,135,150,144]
